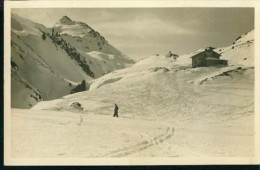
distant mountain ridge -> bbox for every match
[11,14,134,108]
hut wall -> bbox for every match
[192,55,206,67]
[205,59,228,66]
[220,60,228,66]
[205,60,221,66]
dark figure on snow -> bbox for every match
[113,104,119,117]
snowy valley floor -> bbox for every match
[11,109,254,158]
[10,63,255,158]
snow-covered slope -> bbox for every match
[11,14,134,108]
[216,30,254,67]
[26,30,255,158]
[11,15,82,108]
[23,57,255,157]
[33,52,254,122]
[53,16,134,77]
[32,29,255,119]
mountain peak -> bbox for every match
[57,15,75,25]
[60,16,72,21]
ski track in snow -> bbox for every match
[102,126,175,157]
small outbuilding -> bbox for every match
[167,51,179,59]
[191,47,228,68]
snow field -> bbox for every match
[26,56,255,157]
[11,109,173,158]
[9,14,255,159]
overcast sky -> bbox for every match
[12,8,254,60]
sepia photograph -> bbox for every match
[4,0,260,165]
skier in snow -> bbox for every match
[113,104,119,117]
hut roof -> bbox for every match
[190,48,221,58]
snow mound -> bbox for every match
[149,67,170,73]
[188,66,253,85]
[70,102,84,111]
[96,77,123,89]
[31,99,63,111]
[133,55,171,68]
